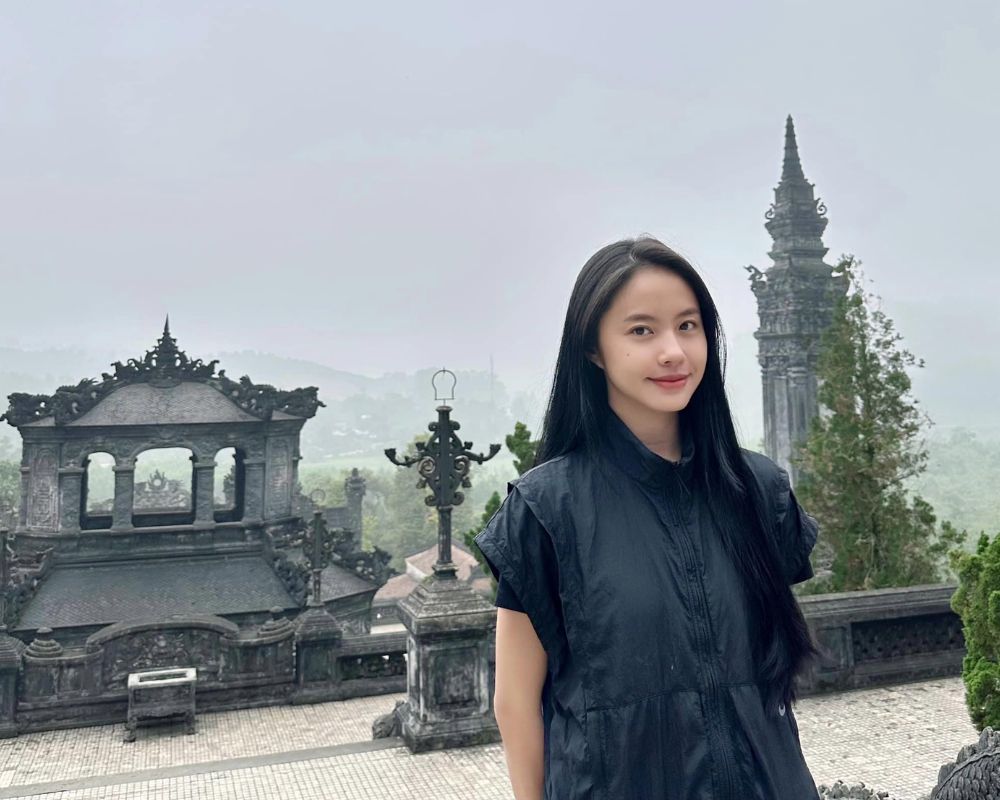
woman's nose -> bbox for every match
[657,332,686,363]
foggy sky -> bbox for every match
[1,1,997,442]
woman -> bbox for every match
[473,237,821,799]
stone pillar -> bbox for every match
[0,632,24,738]
[21,628,63,708]
[57,467,86,534]
[111,462,135,531]
[243,458,266,524]
[17,467,29,531]
[801,623,853,693]
[394,575,500,752]
[344,468,366,551]
[292,607,344,704]
[264,438,293,519]
[193,459,216,526]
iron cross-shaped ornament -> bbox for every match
[385,369,500,579]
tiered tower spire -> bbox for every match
[745,116,848,484]
[763,115,831,271]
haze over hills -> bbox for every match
[0,346,539,463]
[0,337,997,465]
[2,342,999,539]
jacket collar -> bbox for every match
[602,408,696,491]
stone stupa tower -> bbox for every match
[745,116,848,485]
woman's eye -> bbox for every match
[680,321,698,331]
[630,326,652,336]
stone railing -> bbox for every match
[0,582,967,737]
[475,584,965,703]
[3,611,409,736]
[477,583,965,701]
[796,583,963,695]
[474,584,965,697]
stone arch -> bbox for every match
[124,437,206,464]
[132,446,196,527]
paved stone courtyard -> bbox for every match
[0,677,978,799]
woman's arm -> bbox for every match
[494,606,548,800]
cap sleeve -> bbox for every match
[773,466,819,585]
[473,481,566,670]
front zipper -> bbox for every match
[656,481,740,799]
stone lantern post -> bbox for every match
[293,493,344,704]
[384,369,502,752]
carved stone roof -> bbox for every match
[373,564,493,604]
[23,383,262,427]
[374,572,420,602]
[318,562,379,601]
[15,555,297,629]
[2,319,325,428]
[406,542,480,582]
[373,542,490,604]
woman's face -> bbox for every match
[588,266,708,423]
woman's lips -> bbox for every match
[648,376,688,389]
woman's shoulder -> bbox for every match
[738,446,785,489]
[503,449,591,532]
[508,450,583,495]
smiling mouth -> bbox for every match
[649,376,689,388]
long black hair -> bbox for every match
[533,236,817,712]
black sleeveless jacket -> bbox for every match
[474,410,820,800]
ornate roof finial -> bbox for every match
[153,317,180,369]
[782,115,806,182]
[2,321,325,427]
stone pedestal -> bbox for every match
[0,631,24,738]
[292,606,344,704]
[394,574,499,753]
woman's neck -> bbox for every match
[608,402,683,463]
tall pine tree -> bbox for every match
[792,254,964,592]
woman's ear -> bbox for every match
[586,350,604,371]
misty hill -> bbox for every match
[1,342,997,465]
[0,347,540,463]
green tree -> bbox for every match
[464,421,540,592]
[951,532,1000,730]
[375,433,438,573]
[0,436,19,527]
[792,254,965,592]
[505,421,539,476]
[0,460,18,527]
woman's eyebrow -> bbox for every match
[622,308,701,323]
[622,312,658,323]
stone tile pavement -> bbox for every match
[0,677,979,799]
[0,693,397,787]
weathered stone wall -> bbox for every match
[797,583,963,695]
[6,613,407,735]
